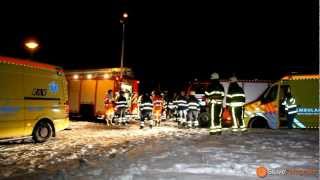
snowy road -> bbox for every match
[0,121,318,180]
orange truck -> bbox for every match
[65,68,139,120]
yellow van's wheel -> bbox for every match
[33,121,53,143]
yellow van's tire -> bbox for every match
[33,121,53,143]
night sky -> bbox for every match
[0,0,318,91]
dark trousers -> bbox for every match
[140,111,152,122]
[178,109,187,121]
[187,110,199,122]
[209,103,223,128]
[287,114,294,129]
[231,106,244,128]
[116,108,127,122]
[167,108,175,119]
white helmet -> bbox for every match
[210,73,219,80]
[230,76,237,82]
[190,91,196,95]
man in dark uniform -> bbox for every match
[281,87,297,129]
[187,91,200,128]
[115,91,128,125]
[226,76,246,132]
[176,90,188,128]
[205,73,225,135]
[139,92,153,129]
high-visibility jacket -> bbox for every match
[104,94,114,113]
[167,102,176,110]
[281,96,297,115]
[188,95,200,111]
[163,100,168,110]
[226,82,245,107]
[116,95,128,109]
[205,80,225,104]
[104,94,114,106]
[152,95,164,112]
[176,95,188,110]
[173,99,179,110]
[139,96,153,113]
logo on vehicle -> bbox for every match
[49,81,59,94]
[32,88,47,96]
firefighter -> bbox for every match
[161,92,167,121]
[115,90,128,125]
[166,92,176,120]
[104,89,115,126]
[172,92,179,121]
[176,90,188,128]
[139,92,153,129]
[226,76,246,132]
[205,73,225,135]
[187,90,200,128]
[281,87,297,129]
[152,90,164,126]
[114,91,120,101]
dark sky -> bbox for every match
[0,0,318,91]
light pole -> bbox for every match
[24,40,39,59]
[120,12,128,80]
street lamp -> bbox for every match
[24,40,39,58]
[120,12,128,80]
[123,12,128,18]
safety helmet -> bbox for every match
[190,91,196,95]
[230,76,237,82]
[210,73,219,80]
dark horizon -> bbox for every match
[0,0,318,91]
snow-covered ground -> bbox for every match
[0,121,318,180]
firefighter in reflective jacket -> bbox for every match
[139,92,153,129]
[166,94,176,120]
[187,91,200,128]
[115,91,128,125]
[152,90,164,127]
[281,87,297,129]
[104,89,115,126]
[172,92,179,121]
[205,73,225,134]
[226,76,246,132]
[176,90,188,127]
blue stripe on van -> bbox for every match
[27,106,45,112]
[0,106,20,113]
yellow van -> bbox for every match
[0,56,69,142]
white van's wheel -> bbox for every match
[249,117,269,128]
[33,121,53,143]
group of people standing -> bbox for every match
[103,72,248,135]
[205,73,246,135]
[139,89,201,129]
[138,72,248,134]
[103,90,130,126]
